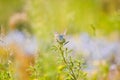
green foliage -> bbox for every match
[52,32,87,80]
[0,48,14,80]
[0,0,120,80]
[0,70,13,80]
[29,51,58,80]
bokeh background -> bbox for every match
[0,0,120,80]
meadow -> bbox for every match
[0,0,120,80]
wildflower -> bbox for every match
[53,32,87,80]
[54,32,66,45]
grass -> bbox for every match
[0,0,120,80]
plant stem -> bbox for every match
[59,45,77,80]
[76,62,81,79]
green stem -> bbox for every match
[76,62,81,79]
[59,45,77,80]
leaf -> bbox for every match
[64,41,69,45]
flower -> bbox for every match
[54,32,66,45]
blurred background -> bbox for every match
[0,0,120,80]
